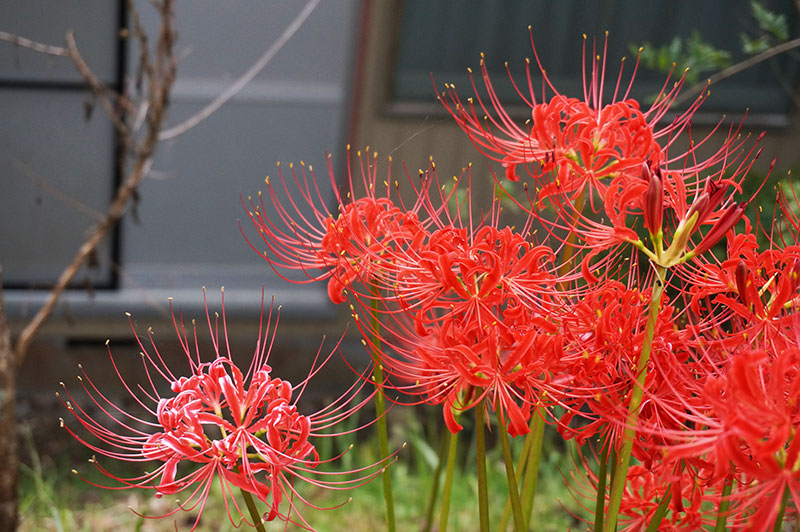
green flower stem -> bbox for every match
[369,293,396,532]
[240,489,268,532]
[422,433,448,532]
[713,477,733,532]
[497,414,538,531]
[438,426,460,532]
[497,406,527,532]
[475,398,490,532]
[643,489,671,532]
[594,443,614,532]
[520,407,545,524]
[772,484,791,532]
[604,265,666,532]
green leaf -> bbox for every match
[685,30,732,73]
[740,32,770,54]
[751,0,789,41]
[632,32,731,85]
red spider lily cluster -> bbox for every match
[59,291,389,531]
[64,30,800,531]
[243,30,800,531]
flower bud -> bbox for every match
[643,163,663,237]
[692,203,745,256]
[735,260,751,309]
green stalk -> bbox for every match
[497,412,538,531]
[475,398,491,532]
[497,484,513,531]
[713,477,733,532]
[240,489,268,532]
[438,427,460,532]
[422,432,448,532]
[604,265,666,532]
[520,407,545,524]
[643,489,671,532]
[594,443,614,532]
[772,484,791,532]
[369,293,396,532]
[497,407,528,532]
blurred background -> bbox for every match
[2,1,800,529]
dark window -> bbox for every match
[390,0,799,125]
[0,1,126,289]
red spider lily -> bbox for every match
[389,223,560,336]
[437,30,766,282]
[436,33,684,199]
[58,289,388,531]
[555,280,692,465]
[242,147,428,304]
[658,345,800,531]
[331,168,580,435]
[613,464,713,532]
[354,295,567,435]
[435,31,726,200]
[569,445,718,531]
[685,228,800,349]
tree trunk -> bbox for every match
[0,283,18,531]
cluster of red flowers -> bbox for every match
[63,30,800,531]
[244,31,798,530]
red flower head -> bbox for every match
[662,344,800,531]
[686,226,800,349]
[58,289,388,531]
[615,465,712,532]
[343,170,570,436]
[243,147,428,305]
[435,32,709,199]
[555,280,694,469]
[437,30,766,281]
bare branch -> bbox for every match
[0,31,68,56]
[15,0,178,362]
[673,37,800,106]
[64,31,132,142]
[158,0,319,140]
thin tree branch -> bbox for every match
[14,0,177,363]
[0,31,68,56]
[158,0,319,140]
[64,30,132,143]
[0,30,136,140]
[673,37,800,106]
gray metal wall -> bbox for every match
[1,1,360,321]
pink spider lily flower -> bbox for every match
[242,147,428,305]
[58,289,391,531]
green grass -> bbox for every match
[18,409,580,531]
